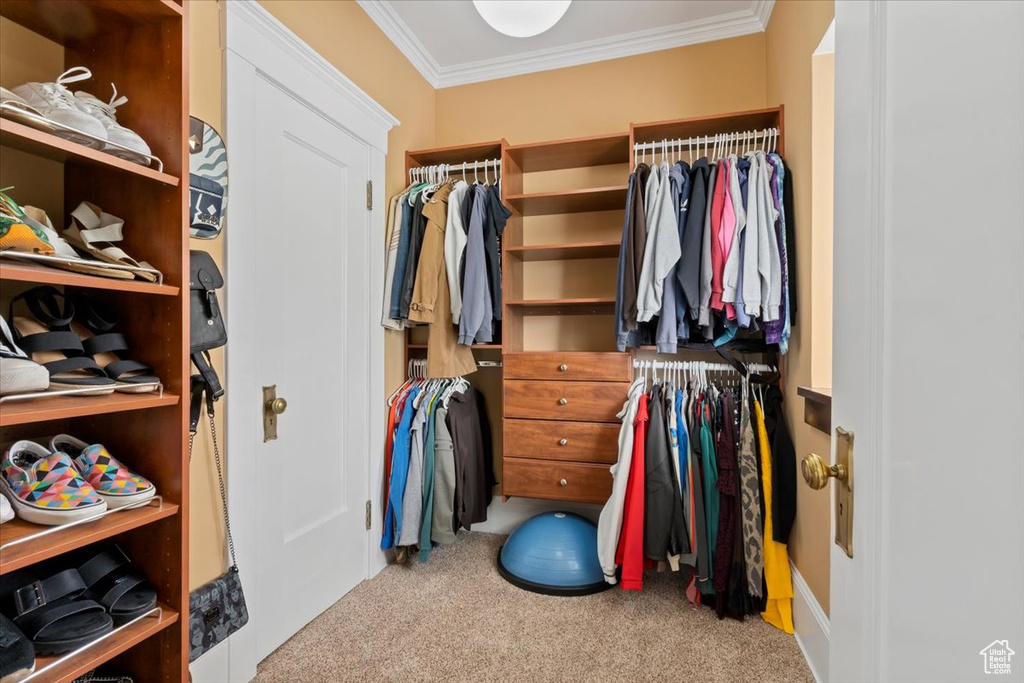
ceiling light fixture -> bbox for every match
[472,0,572,38]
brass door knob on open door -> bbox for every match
[263,385,287,442]
[801,453,848,489]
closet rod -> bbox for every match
[632,127,780,154]
[633,360,774,374]
[408,158,501,182]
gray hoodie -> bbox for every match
[637,162,681,322]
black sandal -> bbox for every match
[70,292,160,392]
[78,547,157,626]
[0,569,113,655]
[7,286,115,393]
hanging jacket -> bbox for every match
[615,175,641,351]
[381,192,405,330]
[783,160,798,327]
[447,387,492,529]
[431,405,458,545]
[382,386,421,549]
[737,383,764,597]
[741,153,762,318]
[624,164,650,331]
[484,185,511,321]
[757,153,782,322]
[616,393,648,590]
[755,398,794,634]
[399,191,428,320]
[637,164,681,323]
[419,396,439,562]
[398,399,430,546]
[444,181,471,324]
[597,378,645,583]
[389,194,415,319]
[713,390,740,617]
[643,386,687,563]
[459,185,493,345]
[680,159,709,323]
[698,163,717,331]
[763,386,796,543]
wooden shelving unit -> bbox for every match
[506,133,629,172]
[505,240,620,262]
[504,185,628,216]
[0,261,180,295]
[0,1,189,680]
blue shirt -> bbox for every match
[381,386,420,549]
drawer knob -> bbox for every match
[559,438,568,446]
[558,397,568,405]
[559,364,569,372]
[559,478,568,487]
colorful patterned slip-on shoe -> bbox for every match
[49,436,155,509]
[0,441,106,526]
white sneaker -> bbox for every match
[73,85,152,165]
[0,493,13,523]
[0,316,48,396]
[10,67,108,148]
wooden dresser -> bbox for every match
[502,352,629,503]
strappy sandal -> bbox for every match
[8,287,115,393]
[64,202,160,282]
[77,547,157,627]
[70,292,160,392]
[0,569,113,655]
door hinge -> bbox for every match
[365,500,372,530]
[366,180,373,210]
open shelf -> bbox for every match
[0,0,182,46]
[0,501,179,573]
[0,261,179,296]
[0,391,179,427]
[406,343,502,350]
[505,186,628,216]
[407,140,505,168]
[505,240,620,262]
[32,603,179,683]
[632,106,785,152]
[506,133,630,172]
[506,298,616,315]
[0,120,179,187]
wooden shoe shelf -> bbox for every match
[0,0,189,680]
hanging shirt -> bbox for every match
[444,180,471,324]
[757,153,782,322]
[389,195,415,320]
[697,163,717,332]
[624,164,651,332]
[417,185,476,378]
[430,405,457,545]
[399,191,428,320]
[597,378,645,583]
[637,163,680,323]
[741,152,762,318]
[419,395,439,562]
[643,385,686,564]
[715,159,737,320]
[381,192,406,330]
[680,160,709,323]
[381,386,420,549]
[448,387,492,529]
[615,174,641,351]
[755,398,794,634]
[713,389,740,616]
[398,396,430,546]
[484,185,511,322]
[459,186,493,345]
[708,159,729,315]
[765,154,792,351]
[616,392,648,591]
[738,383,764,597]
[699,396,719,594]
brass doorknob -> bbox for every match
[267,397,288,415]
[801,453,847,490]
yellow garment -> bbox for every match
[755,398,794,634]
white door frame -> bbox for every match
[212,2,398,680]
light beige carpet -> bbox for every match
[256,532,813,682]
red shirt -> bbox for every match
[616,393,648,590]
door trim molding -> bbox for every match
[217,2,395,680]
[792,561,830,683]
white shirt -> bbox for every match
[444,181,470,324]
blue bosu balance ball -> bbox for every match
[497,512,611,595]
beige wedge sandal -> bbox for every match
[64,202,161,282]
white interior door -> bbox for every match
[250,78,371,660]
[830,2,1024,681]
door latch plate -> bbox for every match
[263,385,279,442]
[835,427,854,557]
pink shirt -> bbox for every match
[718,159,738,320]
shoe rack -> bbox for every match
[0,1,188,681]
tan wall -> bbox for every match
[435,33,767,146]
[765,0,836,614]
[187,0,435,588]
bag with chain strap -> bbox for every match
[188,375,248,662]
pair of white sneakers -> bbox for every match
[3,67,152,165]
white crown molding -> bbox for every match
[358,0,775,89]
[356,0,444,87]
[226,0,400,132]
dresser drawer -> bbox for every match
[503,457,612,504]
[504,352,631,382]
[505,380,628,422]
[504,419,619,464]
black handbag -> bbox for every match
[189,250,225,399]
[188,376,248,662]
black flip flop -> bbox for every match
[0,612,34,683]
[0,569,113,656]
[79,547,157,626]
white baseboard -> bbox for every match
[471,496,601,535]
[791,560,830,683]
[189,640,230,683]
